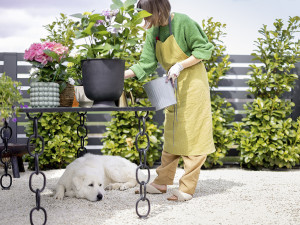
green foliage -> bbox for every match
[41,13,76,52]
[203,18,232,89]
[234,16,300,169]
[235,97,300,169]
[248,16,300,98]
[39,14,78,90]
[102,99,163,167]
[0,73,24,121]
[66,54,83,85]
[201,17,235,168]
[71,0,151,59]
[24,112,85,170]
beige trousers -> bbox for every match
[153,151,207,195]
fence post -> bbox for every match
[292,62,300,121]
[3,53,18,143]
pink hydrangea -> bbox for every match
[24,41,69,65]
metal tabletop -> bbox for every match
[21,106,156,113]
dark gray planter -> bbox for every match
[82,59,125,107]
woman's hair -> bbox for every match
[137,0,171,28]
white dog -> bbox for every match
[54,153,139,202]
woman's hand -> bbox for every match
[124,69,136,79]
[167,63,183,86]
[167,56,203,86]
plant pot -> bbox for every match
[59,83,75,107]
[81,59,125,107]
[74,86,94,108]
[30,82,60,108]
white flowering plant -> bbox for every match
[71,0,151,60]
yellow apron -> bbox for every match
[155,17,216,156]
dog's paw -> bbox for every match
[120,181,137,191]
[54,191,64,200]
[105,183,122,190]
[120,183,131,191]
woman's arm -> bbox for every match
[179,55,202,69]
[167,55,202,85]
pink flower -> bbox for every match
[24,41,68,65]
[35,55,47,65]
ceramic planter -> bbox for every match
[74,86,93,108]
[81,59,125,107]
[30,82,60,108]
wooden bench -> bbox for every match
[0,144,34,178]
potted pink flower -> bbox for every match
[24,41,75,107]
[24,41,69,84]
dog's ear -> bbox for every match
[72,176,84,191]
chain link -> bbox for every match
[135,111,151,218]
[26,113,47,225]
[0,119,12,190]
[77,112,88,158]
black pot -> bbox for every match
[82,59,125,107]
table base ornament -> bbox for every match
[26,113,47,225]
[77,112,88,157]
[0,120,12,190]
[135,111,151,218]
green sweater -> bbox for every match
[130,12,214,81]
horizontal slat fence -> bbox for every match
[1,52,300,154]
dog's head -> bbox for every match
[72,168,106,202]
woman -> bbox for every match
[124,0,216,201]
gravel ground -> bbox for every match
[1,166,300,225]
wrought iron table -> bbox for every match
[1,106,155,224]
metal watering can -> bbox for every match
[143,76,177,111]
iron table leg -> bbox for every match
[0,120,13,190]
[77,112,88,158]
[135,111,151,218]
[26,113,47,225]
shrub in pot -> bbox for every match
[71,0,151,107]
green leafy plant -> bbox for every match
[102,99,163,167]
[24,112,85,170]
[71,0,151,60]
[234,16,300,169]
[41,13,76,52]
[41,13,85,86]
[0,73,24,122]
[201,17,235,168]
